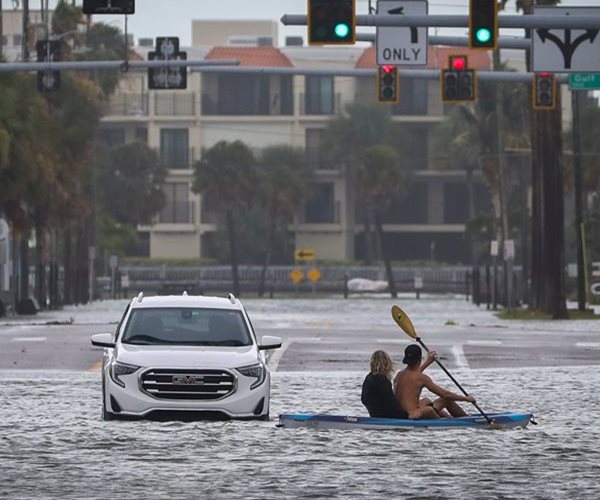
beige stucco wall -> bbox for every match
[192,20,278,47]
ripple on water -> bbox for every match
[0,366,599,499]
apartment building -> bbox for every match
[99,20,493,264]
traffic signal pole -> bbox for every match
[281,13,600,30]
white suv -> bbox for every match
[90,293,281,421]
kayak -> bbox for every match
[277,412,535,431]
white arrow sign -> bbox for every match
[532,6,600,72]
[377,0,428,66]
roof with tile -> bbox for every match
[205,46,294,67]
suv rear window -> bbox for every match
[121,308,252,347]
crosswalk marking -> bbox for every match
[466,340,502,346]
[576,342,600,348]
[11,337,47,342]
[452,344,469,368]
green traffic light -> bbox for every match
[334,22,350,39]
[475,28,492,44]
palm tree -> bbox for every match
[323,102,408,297]
[256,145,308,297]
[359,144,405,297]
[193,141,257,297]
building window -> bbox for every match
[444,183,469,223]
[305,75,334,114]
[2,35,8,47]
[135,127,148,143]
[13,34,22,47]
[217,74,269,115]
[380,182,428,224]
[305,128,325,170]
[98,128,126,146]
[392,79,428,115]
[305,182,336,223]
[160,128,189,168]
[159,183,192,223]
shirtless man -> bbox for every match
[394,344,476,419]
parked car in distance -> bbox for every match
[90,292,281,421]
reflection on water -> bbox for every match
[1,366,599,499]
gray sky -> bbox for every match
[41,0,600,46]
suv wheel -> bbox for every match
[102,373,115,421]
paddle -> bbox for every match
[391,305,499,428]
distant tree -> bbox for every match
[95,142,166,225]
[323,102,409,297]
[257,145,308,296]
[360,144,405,297]
[193,141,258,296]
[431,76,530,265]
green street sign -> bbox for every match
[569,73,600,90]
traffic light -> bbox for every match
[441,55,476,103]
[83,0,135,14]
[532,72,556,110]
[308,0,355,45]
[469,0,497,49]
[36,40,61,92]
[148,37,187,90]
[377,65,398,104]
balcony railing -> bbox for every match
[104,93,149,116]
[300,93,341,115]
[154,201,195,224]
[154,93,196,116]
[298,200,341,224]
[201,93,293,116]
[158,147,196,169]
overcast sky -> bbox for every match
[38,0,600,46]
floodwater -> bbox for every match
[1,365,599,499]
[1,295,600,498]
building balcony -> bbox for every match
[154,92,196,116]
[104,93,149,117]
[158,148,197,169]
[153,201,196,224]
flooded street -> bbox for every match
[1,296,600,498]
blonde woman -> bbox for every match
[360,350,408,419]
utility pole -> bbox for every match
[22,0,29,61]
[572,90,586,311]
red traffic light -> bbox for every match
[451,57,466,72]
[382,65,395,74]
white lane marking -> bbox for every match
[267,341,291,373]
[11,337,47,342]
[452,344,469,368]
[576,342,600,348]
[466,340,502,346]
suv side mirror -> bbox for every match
[258,335,282,350]
[91,333,115,348]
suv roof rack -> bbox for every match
[228,293,236,304]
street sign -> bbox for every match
[504,239,515,259]
[569,73,600,90]
[290,268,304,284]
[532,7,600,73]
[490,240,499,257]
[307,268,321,283]
[376,0,428,66]
[295,248,317,262]
[414,276,423,289]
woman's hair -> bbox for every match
[370,350,394,379]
